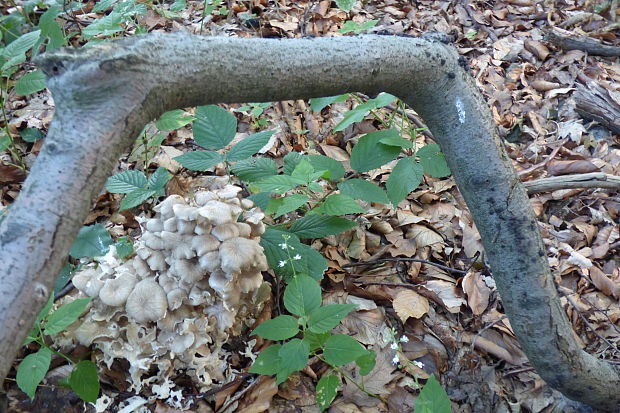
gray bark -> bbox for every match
[0,33,618,410]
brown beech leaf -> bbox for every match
[392,289,429,322]
[462,272,491,315]
[0,164,27,184]
[547,160,599,176]
[589,266,620,300]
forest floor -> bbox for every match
[2,0,620,412]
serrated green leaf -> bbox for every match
[250,344,281,375]
[379,135,413,148]
[417,144,451,178]
[147,166,171,192]
[16,347,52,399]
[20,127,44,143]
[69,360,100,403]
[251,315,300,340]
[350,129,402,172]
[386,157,424,206]
[324,334,367,366]
[261,229,310,278]
[170,0,187,11]
[248,191,271,211]
[44,298,92,335]
[308,304,357,333]
[255,175,306,194]
[174,150,223,171]
[193,105,237,149]
[54,264,74,295]
[81,13,123,39]
[273,194,308,218]
[24,293,55,345]
[303,331,330,351]
[227,130,274,161]
[356,351,376,376]
[114,236,133,259]
[2,30,40,60]
[309,94,348,112]
[314,194,365,215]
[276,339,309,384]
[155,109,195,131]
[92,0,116,12]
[300,244,327,281]
[0,135,11,152]
[316,374,340,411]
[306,154,345,181]
[338,179,389,204]
[231,157,278,182]
[14,70,46,95]
[106,170,147,194]
[288,215,357,238]
[38,6,64,51]
[414,374,452,413]
[120,188,157,210]
[333,93,397,132]
[291,159,316,183]
[284,274,322,317]
[70,224,113,258]
[283,151,304,175]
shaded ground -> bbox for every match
[2,0,620,412]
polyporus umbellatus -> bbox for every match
[55,182,270,407]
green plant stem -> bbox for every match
[0,79,26,171]
[315,354,387,404]
[349,93,390,129]
[142,131,150,178]
[34,326,75,365]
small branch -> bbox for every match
[517,138,567,179]
[344,257,467,275]
[544,27,620,56]
[523,172,620,194]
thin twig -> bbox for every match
[344,257,467,275]
[517,138,567,178]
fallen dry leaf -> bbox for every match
[392,289,429,322]
[462,272,491,316]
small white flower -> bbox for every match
[413,360,425,369]
[279,243,288,249]
[293,254,302,260]
[390,342,398,350]
[400,335,409,343]
[392,355,400,365]
[278,260,287,268]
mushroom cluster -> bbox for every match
[57,183,270,397]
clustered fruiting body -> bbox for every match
[57,182,270,402]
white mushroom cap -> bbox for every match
[236,223,252,238]
[198,200,241,225]
[132,257,151,279]
[192,235,220,256]
[211,222,240,241]
[153,195,185,218]
[167,288,188,310]
[99,273,138,306]
[198,251,220,272]
[171,259,204,283]
[173,204,199,221]
[215,185,242,199]
[219,237,268,274]
[194,191,218,206]
[146,250,167,271]
[143,232,164,250]
[72,268,104,297]
[125,279,168,323]
[145,218,163,233]
[163,217,178,232]
[176,220,196,234]
[74,320,119,346]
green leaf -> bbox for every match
[386,157,424,206]
[92,0,116,12]
[228,130,274,161]
[261,229,327,280]
[414,374,452,413]
[284,274,322,317]
[114,236,133,259]
[147,166,171,192]
[288,215,357,238]
[306,154,345,181]
[231,157,278,182]
[272,194,308,218]
[277,339,309,384]
[333,93,397,132]
[120,188,157,210]
[334,0,356,12]
[24,293,55,345]
[417,144,451,178]
[307,304,357,333]
[174,150,224,171]
[324,334,368,366]
[20,127,44,143]
[283,151,304,175]
[250,344,281,375]
[2,30,40,59]
[54,263,74,295]
[70,224,113,258]
[170,0,187,12]
[300,244,328,281]
[303,331,330,351]
[251,315,300,340]
[316,374,340,411]
[106,170,147,194]
[38,6,64,51]
[155,109,195,131]
[355,351,376,376]
[14,70,46,95]
[16,347,52,399]
[350,129,402,172]
[338,179,389,204]
[81,13,123,39]
[69,360,100,403]
[193,105,237,149]
[338,19,378,34]
[248,191,271,211]
[314,194,365,215]
[379,135,413,148]
[255,175,306,194]
[291,159,316,183]
[44,297,92,335]
[0,135,11,152]
[309,94,347,112]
